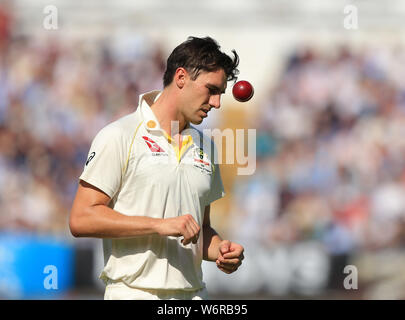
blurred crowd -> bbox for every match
[0,4,165,233]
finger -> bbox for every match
[223,251,242,259]
[217,262,237,273]
[188,221,200,244]
[185,223,199,244]
[217,257,241,268]
[183,215,200,244]
[181,237,190,245]
[185,214,200,232]
[191,235,198,244]
[184,223,200,245]
[218,258,242,269]
[181,228,192,245]
[216,264,232,274]
[220,240,231,254]
[218,256,241,265]
[223,263,240,272]
[190,217,200,234]
[223,247,244,259]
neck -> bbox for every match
[150,87,187,136]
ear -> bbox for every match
[174,67,188,89]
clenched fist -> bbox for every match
[156,214,200,245]
[216,240,244,274]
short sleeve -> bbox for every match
[205,139,225,204]
[206,163,226,204]
[79,125,125,198]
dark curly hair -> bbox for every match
[163,36,239,87]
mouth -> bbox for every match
[201,108,209,118]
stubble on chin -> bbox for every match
[190,118,203,125]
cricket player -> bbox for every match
[69,36,245,300]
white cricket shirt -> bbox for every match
[79,90,225,290]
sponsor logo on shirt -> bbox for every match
[86,152,96,165]
[142,136,168,156]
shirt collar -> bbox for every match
[138,90,194,136]
[138,90,162,132]
[137,91,204,159]
[139,90,200,150]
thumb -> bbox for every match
[220,240,231,254]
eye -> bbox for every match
[207,87,219,95]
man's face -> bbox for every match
[180,69,227,125]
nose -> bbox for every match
[209,94,221,109]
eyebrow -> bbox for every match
[207,84,226,94]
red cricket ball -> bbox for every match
[232,80,254,102]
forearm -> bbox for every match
[70,204,161,239]
[202,225,223,261]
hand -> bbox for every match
[157,214,200,245]
[216,240,244,274]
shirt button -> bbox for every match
[147,120,156,128]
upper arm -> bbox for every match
[74,180,111,207]
[70,180,111,227]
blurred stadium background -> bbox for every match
[1,0,405,299]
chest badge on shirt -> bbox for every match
[193,147,213,174]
